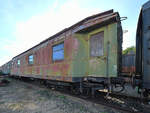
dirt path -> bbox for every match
[0,77,125,113]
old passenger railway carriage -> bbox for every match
[11,10,122,84]
[1,2,150,97]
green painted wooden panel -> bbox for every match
[72,23,118,77]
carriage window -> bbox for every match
[90,32,104,57]
[17,60,20,66]
[28,55,34,64]
[52,43,64,61]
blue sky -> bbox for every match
[0,0,148,66]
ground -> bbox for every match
[0,76,126,113]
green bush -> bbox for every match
[123,46,136,55]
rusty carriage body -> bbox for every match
[3,10,130,96]
[11,10,122,83]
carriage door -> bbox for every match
[89,31,106,77]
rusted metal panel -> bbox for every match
[122,54,135,73]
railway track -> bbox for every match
[57,88,149,113]
[12,77,150,113]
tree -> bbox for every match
[123,46,136,55]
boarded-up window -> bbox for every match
[52,43,64,61]
[90,32,104,57]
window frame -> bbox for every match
[17,59,20,67]
[28,54,34,65]
[52,42,64,62]
[90,31,104,57]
